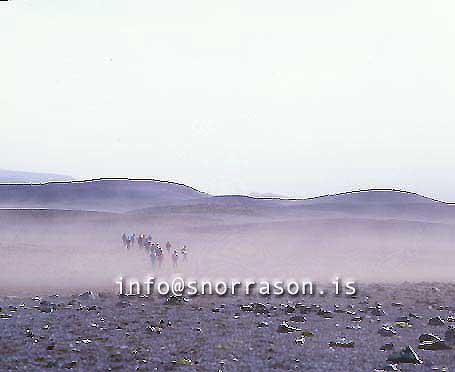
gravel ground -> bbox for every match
[1,283,455,371]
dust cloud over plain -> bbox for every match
[1,205,454,296]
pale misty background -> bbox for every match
[1,1,454,200]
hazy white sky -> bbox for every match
[2,1,455,200]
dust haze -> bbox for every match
[1,181,454,296]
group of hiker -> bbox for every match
[121,232,188,269]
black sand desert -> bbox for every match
[1,179,455,371]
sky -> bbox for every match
[1,1,455,200]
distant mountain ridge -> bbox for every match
[0,169,73,183]
[0,178,208,212]
[0,177,451,214]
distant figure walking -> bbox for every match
[166,241,172,253]
[172,249,179,268]
[156,246,164,269]
[181,245,188,261]
[149,247,156,268]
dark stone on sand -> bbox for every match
[371,307,386,316]
[78,291,97,300]
[252,303,269,314]
[317,309,333,318]
[240,302,268,314]
[395,316,410,323]
[63,361,77,369]
[380,343,394,351]
[283,304,295,314]
[299,305,312,314]
[39,301,56,313]
[418,333,441,343]
[418,339,452,350]
[164,296,189,305]
[147,325,163,334]
[375,364,401,371]
[174,358,193,366]
[387,346,423,364]
[110,353,123,362]
[257,321,269,328]
[378,326,397,337]
[329,338,355,348]
[428,316,445,326]
[289,315,306,323]
[277,321,301,333]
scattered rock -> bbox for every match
[374,364,401,371]
[39,301,56,313]
[394,321,412,329]
[252,303,269,314]
[380,343,394,351]
[63,361,77,369]
[387,346,423,364]
[164,296,189,305]
[378,326,397,337]
[418,333,441,343]
[395,316,410,323]
[317,309,333,318]
[371,306,386,316]
[329,338,355,348]
[240,304,253,312]
[283,304,295,314]
[78,291,97,300]
[174,358,193,366]
[429,316,445,326]
[277,321,301,333]
[418,339,452,350]
[240,302,268,314]
[147,325,163,334]
[289,315,306,323]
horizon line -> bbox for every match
[0,177,453,206]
